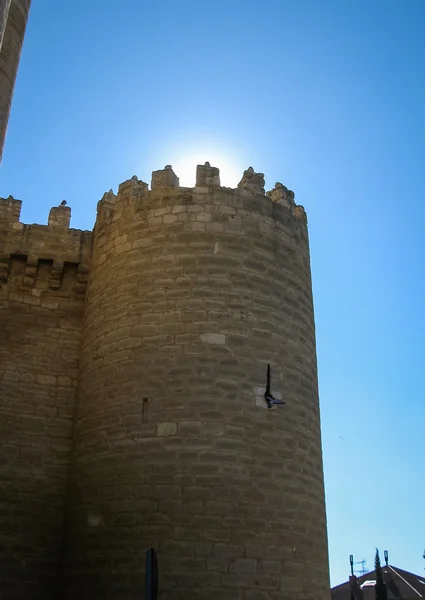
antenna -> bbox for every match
[349,555,354,576]
[384,550,389,567]
[355,559,368,576]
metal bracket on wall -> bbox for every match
[264,364,285,408]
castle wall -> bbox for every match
[65,168,330,600]
[0,0,12,49]
[0,0,31,161]
[0,197,91,599]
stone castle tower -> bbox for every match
[0,164,330,599]
[0,0,31,161]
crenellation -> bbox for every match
[48,202,71,230]
[266,182,295,208]
[151,165,180,191]
[0,194,22,223]
[93,166,308,248]
[0,197,92,278]
[196,162,221,187]
[118,175,148,197]
[238,166,266,195]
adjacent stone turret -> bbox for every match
[0,0,32,162]
[0,0,11,49]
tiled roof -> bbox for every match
[332,565,425,600]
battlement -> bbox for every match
[0,195,92,290]
[95,163,307,230]
[0,163,308,288]
[111,163,301,207]
[0,195,22,223]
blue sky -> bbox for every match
[1,0,424,586]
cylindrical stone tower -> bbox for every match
[0,0,12,49]
[0,0,31,161]
[66,164,330,600]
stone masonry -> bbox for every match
[0,0,12,48]
[0,0,31,162]
[0,164,331,600]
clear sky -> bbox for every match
[1,0,424,587]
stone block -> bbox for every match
[196,162,221,187]
[157,423,177,436]
[230,558,257,573]
[151,165,179,190]
[201,333,226,345]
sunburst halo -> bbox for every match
[169,151,244,189]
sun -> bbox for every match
[170,151,244,189]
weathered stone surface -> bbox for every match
[48,203,71,230]
[0,170,330,600]
[151,165,180,190]
[118,175,149,197]
[237,166,265,195]
[0,0,12,49]
[0,195,91,598]
[0,0,32,162]
[196,162,221,187]
[266,182,295,208]
[201,332,226,345]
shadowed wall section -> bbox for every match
[0,197,91,598]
